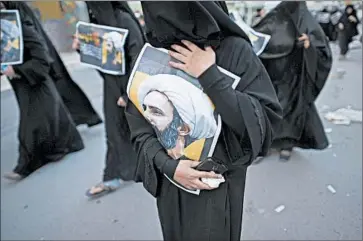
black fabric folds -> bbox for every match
[85,1,145,181]
[140,1,249,49]
[253,1,332,150]
[2,1,103,127]
[4,7,84,176]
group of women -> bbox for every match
[1,1,335,240]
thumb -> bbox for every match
[189,161,199,168]
[205,46,213,52]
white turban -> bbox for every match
[137,74,218,140]
[104,31,124,50]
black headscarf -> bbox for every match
[86,1,146,42]
[140,1,249,49]
[340,4,359,27]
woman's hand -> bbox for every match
[168,40,216,78]
[339,23,344,30]
[298,33,310,49]
[117,97,126,107]
[1,65,16,78]
[348,15,357,23]
[173,160,223,191]
[72,33,80,50]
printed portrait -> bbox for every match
[127,44,240,161]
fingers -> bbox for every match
[168,50,187,63]
[205,46,213,52]
[298,33,308,41]
[171,44,191,57]
[181,40,199,52]
[191,169,222,179]
[191,179,213,190]
[188,160,199,168]
[169,61,186,71]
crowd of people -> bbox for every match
[0,1,358,240]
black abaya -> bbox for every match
[8,14,84,177]
[125,2,282,240]
[253,1,332,150]
[338,5,360,56]
[85,2,145,181]
[3,1,103,127]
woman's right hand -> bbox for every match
[72,33,80,50]
[173,160,222,191]
[338,23,344,30]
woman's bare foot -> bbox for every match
[3,172,24,181]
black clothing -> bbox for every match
[9,12,84,176]
[254,1,332,150]
[126,2,282,240]
[3,1,102,127]
[85,2,145,181]
[338,5,360,56]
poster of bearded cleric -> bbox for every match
[1,10,23,66]
[76,21,128,75]
[127,44,240,193]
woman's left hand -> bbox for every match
[168,40,216,78]
[348,15,357,23]
[298,33,310,49]
[1,65,16,78]
[117,97,126,107]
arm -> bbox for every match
[12,18,50,86]
[198,38,282,157]
[125,101,179,196]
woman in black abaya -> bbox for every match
[253,1,332,161]
[337,4,360,60]
[125,2,282,240]
[3,1,102,127]
[73,2,145,197]
[1,2,85,180]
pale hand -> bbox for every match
[72,33,80,50]
[1,65,16,78]
[168,40,216,78]
[298,33,310,49]
[339,23,344,30]
[173,160,223,191]
[117,97,126,107]
[348,15,357,23]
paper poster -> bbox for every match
[237,19,271,56]
[1,10,23,66]
[127,43,240,195]
[229,11,271,56]
[76,21,128,75]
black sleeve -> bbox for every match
[125,101,179,197]
[12,18,50,86]
[116,12,145,98]
[198,37,282,158]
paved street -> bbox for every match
[1,45,362,240]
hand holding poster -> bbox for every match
[127,43,240,195]
[76,21,128,75]
[1,10,23,66]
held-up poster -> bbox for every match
[76,21,128,75]
[230,11,271,56]
[127,43,240,195]
[1,10,23,66]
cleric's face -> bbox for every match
[142,90,174,132]
[105,38,114,51]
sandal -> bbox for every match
[85,179,121,198]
